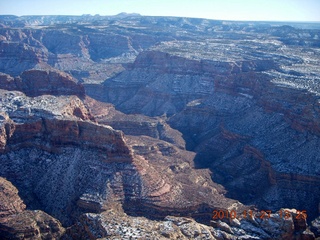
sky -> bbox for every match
[0,0,319,22]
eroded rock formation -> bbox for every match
[0,69,85,97]
[0,72,241,229]
[0,14,319,239]
[65,208,315,240]
[0,177,65,240]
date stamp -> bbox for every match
[212,209,307,220]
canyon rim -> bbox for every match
[0,14,319,239]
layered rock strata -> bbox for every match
[0,177,65,240]
[84,96,186,149]
[0,69,85,98]
[90,49,320,221]
[0,76,241,227]
[0,14,320,238]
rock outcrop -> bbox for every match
[1,14,320,238]
[0,40,48,76]
[0,177,65,240]
[65,208,315,240]
[88,47,320,221]
[168,70,320,220]
[0,69,85,97]
[84,96,186,149]
[0,87,240,227]
[0,177,26,217]
[0,90,133,225]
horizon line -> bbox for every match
[1,13,320,24]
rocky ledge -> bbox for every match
[0,69,85,98]
[65,208,315,240]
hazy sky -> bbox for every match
[0,0,319,22]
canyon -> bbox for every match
[0,14,319,239]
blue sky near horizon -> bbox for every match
[0,0,319,22]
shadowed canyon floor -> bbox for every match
[0,15,319,239]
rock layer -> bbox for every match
[0,88,241,227]
[0,69,85,98]
[0,177,26,217]
[0,14,320,238]
[0,177,65,240]
[84,96,186,149]
[89,48,320,221]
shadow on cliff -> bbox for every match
[193,149,320,222]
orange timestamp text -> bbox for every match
[212,209,307,220]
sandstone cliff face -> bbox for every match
[86,48,320,222]
[130,50,277,75]
[84,96,186,149]
[0,90,134,225]
[0,177,65,240]
[122,134,242,223]
[0,81,241,228]
[0,20,170,79]
[88,50,279,117]
[0,69,85,97]
[0,177,26,217]
[168,70,320,219]
[0,40,48,76]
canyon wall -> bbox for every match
[88,48,320,221]
[0,15,319,239]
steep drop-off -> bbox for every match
[0,177,65,240]
[0,70,243,229]
[90,49,320,221]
